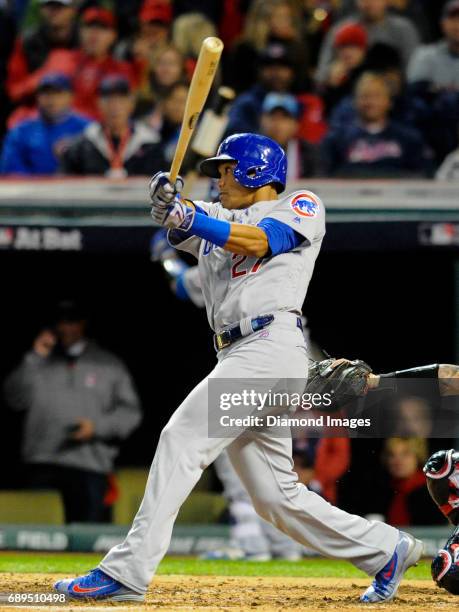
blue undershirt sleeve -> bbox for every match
[175,273,190,301]
[257,217,305,256]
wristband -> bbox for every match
[191,212,231,247]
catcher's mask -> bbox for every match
[432,534,459,594]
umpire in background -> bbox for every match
[3,300,142,523]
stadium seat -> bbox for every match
[0,490,64,524]
[113,468,226,525]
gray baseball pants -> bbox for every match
[99,313,399,594]
[214,450,303,558]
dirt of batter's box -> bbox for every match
[0,573,455,611]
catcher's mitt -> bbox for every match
[307,358,372,413]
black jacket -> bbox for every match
[61,121,165,176]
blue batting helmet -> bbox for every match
[199,133,287,193]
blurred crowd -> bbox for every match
[0,0,458,180]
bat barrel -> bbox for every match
[169,37,224,183]
[203,37,224,53]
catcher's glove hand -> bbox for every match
[307,358,372,412]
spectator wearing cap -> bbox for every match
[116,0,184,116]
[260,93,318,178]
[56,7,138,120]
[321,22,369,114]
[316,0,420,85]
[138,0,173,49]
[321,72,427,177]
[225,40,297,137]
[226,40,326,144]
[0,73,89,175]
[6,0,78,107]
[329,44,431,135]
[61,75,164,176]
[339,0,432,42]
[3,300,142,523]
[115,0,172,80]
[225,0,309,94]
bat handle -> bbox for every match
[169,166,179,184]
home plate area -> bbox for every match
[0,573,454,611]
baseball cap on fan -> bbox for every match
[333,23,368,49]
[139,0,172,24]
[37,72,72,92]
[262,93,300,119]
[98,75,131,96]
[54,300,88,323]
[443,0,459,17]
[259,41,295,67]
[81,6,116,28]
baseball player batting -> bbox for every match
[54,133,423,603]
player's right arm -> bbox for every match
[150,175,323,259]
[149,174,269,257]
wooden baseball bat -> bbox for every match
[169,37,224,183]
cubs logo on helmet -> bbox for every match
[290,193,319,218]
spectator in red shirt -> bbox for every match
[7,0,78,106]
[137,0,172,51]
[382,437,441,526]
[115,0,173,87]
[68,7,137,120]
[293,437,350,505]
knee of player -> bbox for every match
[158,421,185,450]
[251,489,283,519]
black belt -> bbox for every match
[214,314,303,351]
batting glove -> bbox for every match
[149,171,184,206]
[151,197,196,230]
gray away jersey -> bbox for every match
[182,266,205,308]
[169,190,326,332]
